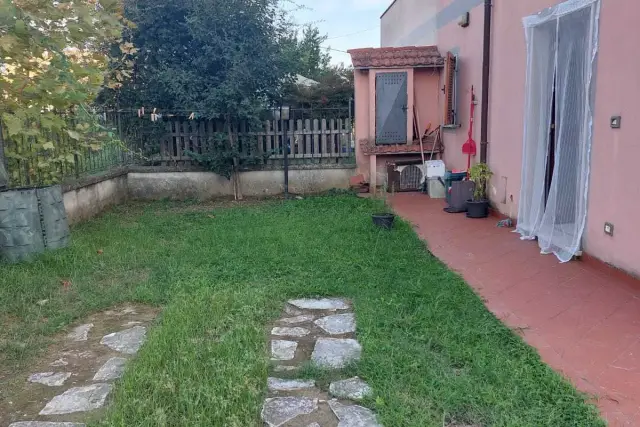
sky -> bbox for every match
[288,0,391,66]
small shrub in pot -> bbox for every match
[466,163,493,219]
[371,184,396,229]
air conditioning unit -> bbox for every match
[386,161,425,192]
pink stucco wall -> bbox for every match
[436,4,485,174]
[434,0,640,274]
[353,66,441,186]
[354,69,370,177]
[414,68,440,134]
[578,1,640,275]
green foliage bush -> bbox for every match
[0,0,133,186]
[469,162,493,201]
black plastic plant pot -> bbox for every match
[372,213,395,230]
[466,200,489,219]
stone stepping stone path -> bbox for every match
[9,423,86,427]
[272,340,299,361]
[66,324,94,342]
[312,338,362,369]
[28,372,72,387]
[39,384,113,415]
[92,357,128,381]
[329,377,373,401]
[5,305,157,427]
[99,326,147,354]
[272,327,311,338]
[262,298,382,427]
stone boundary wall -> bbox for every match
[62,165,356,223]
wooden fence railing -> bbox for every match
[156,117,354,166]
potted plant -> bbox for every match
[371,183,396,230]
[467,163,493,218]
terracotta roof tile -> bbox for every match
[348,46,444,69]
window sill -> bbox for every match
[442,124,461,129]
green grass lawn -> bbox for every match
[0,196,604,426]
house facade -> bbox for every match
[374,0,640,275]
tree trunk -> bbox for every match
[226,118,242,201]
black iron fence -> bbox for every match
[1,120,138,188]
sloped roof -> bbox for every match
[348,46,444,69]
[295,74,319,87]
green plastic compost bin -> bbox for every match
[0,185,70,263]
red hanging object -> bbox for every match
[462,86,477,176]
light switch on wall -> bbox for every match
[610,115,621,129]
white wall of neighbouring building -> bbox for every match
[380,0,438,47]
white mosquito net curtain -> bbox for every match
[517,0,600,262]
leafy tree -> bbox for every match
[278,24,353,113]
[288,24,331,81]
[0,0,132,186]
[117,0,297,198]
[119,0,294,116]
[283,64,354,113]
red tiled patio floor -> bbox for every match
[390,192,640,426]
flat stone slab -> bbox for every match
[100,326,146,354]
[28,372,72,387]
[330,377,372,400]
[61,350,94,359]
[262,397,318,427]
[288,298,350,310]
[278,315,315,324]
[9,423,86,427]
[311,338,362,369]
[67,324,94,342]
[122,321,142,327]
[92,357,127,381]
[271,340,298,361]
[273,365,298,372]
[268,377,316,391]
[329,400,382,427]
[315,313,356,335]
[271,327,310,337]
[39,383,112,415]
[305,424,321,427]
[50,358,68,367]
[284,305,304,316]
